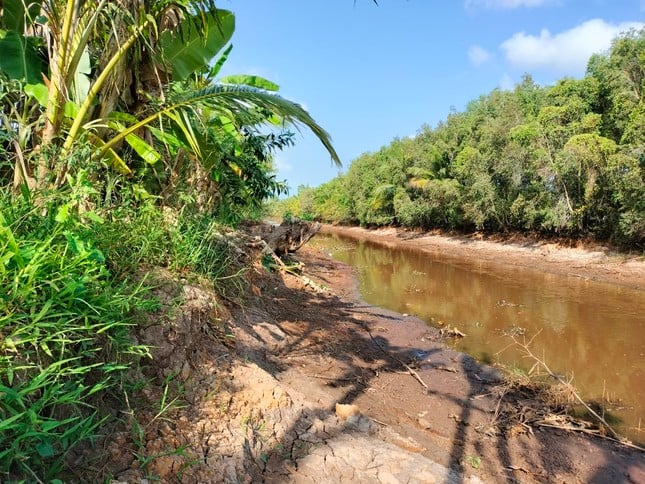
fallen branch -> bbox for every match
[512,331,620,439]
[490,386,509,427]
[434,365,458,373]
[536,423,645,451]
[366,329,430,392]
[306,374,361,383]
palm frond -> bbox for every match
[101,84,341,167]
[371,183,395,210]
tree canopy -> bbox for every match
[277,28,645,248]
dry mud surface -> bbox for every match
[99,231,645,483]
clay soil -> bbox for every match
[94,228,644,483]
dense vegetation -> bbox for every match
[0,1,337,479]
[278,28,644,248]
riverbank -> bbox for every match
[320,225,645,291]
[99,231,644,483]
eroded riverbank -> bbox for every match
[278,245,645,481]
[320,225,645,291]
[99,229,644,482]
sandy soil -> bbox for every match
[92,230,645,483]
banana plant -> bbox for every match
[1,1,341,200]
[0,0,45,83]
[0,0,229,187]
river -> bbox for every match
[311,232,645,444]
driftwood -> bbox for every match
[263,220,321,255]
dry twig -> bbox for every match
[507,331,645,452]
[512,332,620,439]
[365,329,430,392]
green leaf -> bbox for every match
[107,118,162,165]
[220,74,279,91]
[24,82,49,107]
[55,204,70,224]
[40,341,53,358]
[125,133,162,165]
[132,184,155,201]
[88,136,133,175]
[209,43,233,78]
[88,247,105,263]
[71,47,92,103]
[32,299,53,324]
[100,84,341,167]
[2,0,43,31]
[148,125,183,150]
[0,411,25,431]
[2,2,26,31]
[0,30,45,83]
[165,109,202,158]
[36,441,55,458]
[84,211,105,224]
[218,115,238,138]
[64,232,81,255]
[0,210,24,269]
[158,9,235,81]
[64,100,80,119]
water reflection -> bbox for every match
[313,233,645,443]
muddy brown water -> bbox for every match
[311,233,645,445]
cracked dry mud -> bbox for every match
[96,242,644,483]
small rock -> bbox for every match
[180,361,191,381]
[148,455,183,479]
[335,403,360,420]
[346,415,375,433]
[418,417,432,429]
[627,464,645,483]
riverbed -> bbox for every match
[312,227,645,444]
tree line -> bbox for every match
[278,28,644,248]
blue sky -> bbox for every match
[218,0,644,192]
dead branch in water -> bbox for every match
[502,331,645,452]
[513,331,620,439]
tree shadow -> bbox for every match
[144,249,644,483]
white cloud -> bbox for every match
[500,19,644,74]
[499,73,515,90]
[468,45,492,66]
[465,0,554,9]
[273,154,293,173]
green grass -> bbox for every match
[0,190,151,480]
[0,177,248,480]
[96,199,247,295]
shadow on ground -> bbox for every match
[222,249,643,483]
[97,251,644,483]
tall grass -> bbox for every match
[0,168,247,479]
[0,190,151,480]
[96,197,247,291]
